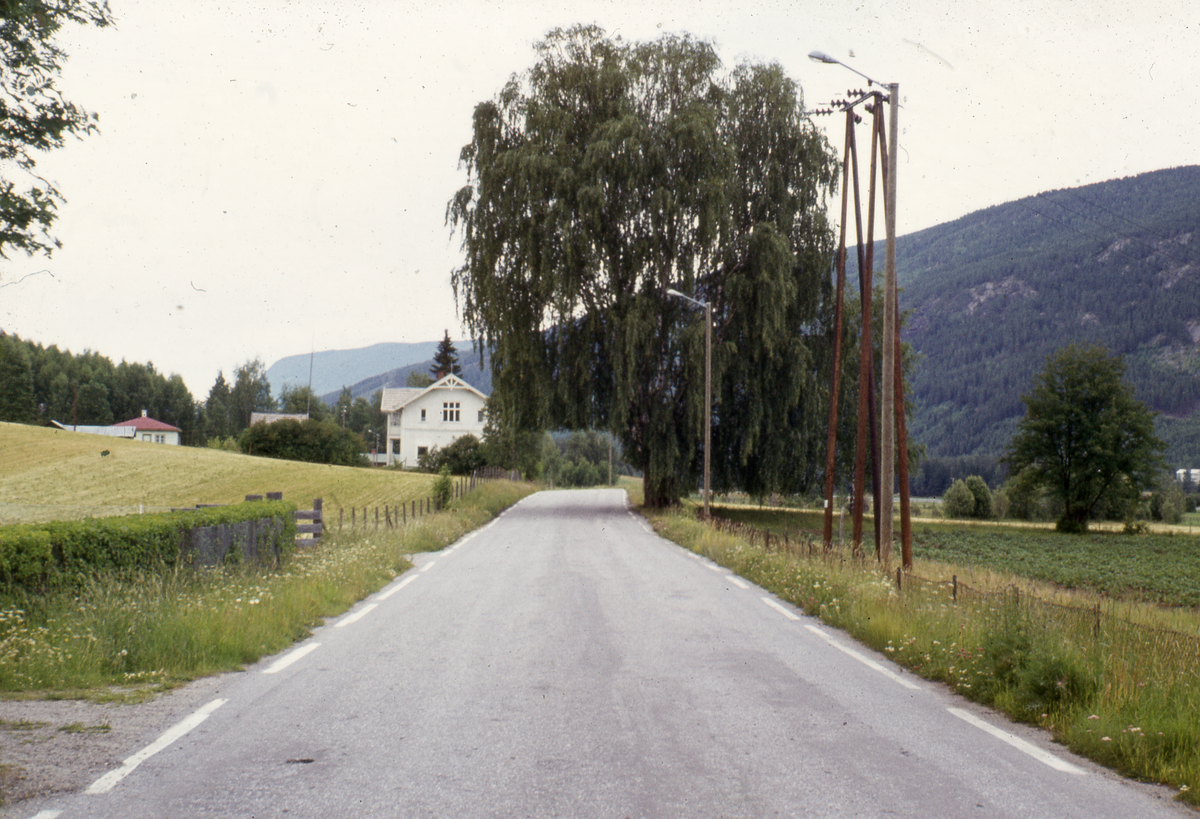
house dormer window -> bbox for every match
[443,402,461,422]
[421,409,426,421]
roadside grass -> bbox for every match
[0,480,536,699]
[709,504,1200,609]
[0,422,437,524]
[646,506,1200,806]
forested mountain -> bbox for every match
[898,165,1200,474]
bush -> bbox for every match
[0,501,296,590]
[418,434,486,475]
[1003,465,1057,521]
[965,475,994,519]
[432,466,453,509]
[239,419,368,467]
[942,480,976,519]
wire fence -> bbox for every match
[705,515,1200,653]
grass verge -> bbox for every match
[0,480,536,699]
[648,506,1199,807]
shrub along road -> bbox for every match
[25,490,1190,818]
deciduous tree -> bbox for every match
[1,0,113,259]
[449,25,837,506]
[1004,344,1165,532]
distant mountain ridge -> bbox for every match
[896,164,1200,467]
[265,342,441,398]
[316,346,492,405]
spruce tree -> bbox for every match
[430,331,462,379]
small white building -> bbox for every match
[53,410,181,445]
[380,374,488,467]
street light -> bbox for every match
[667,287,712,519]
[811,49,901,566]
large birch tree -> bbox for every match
[449,25,838,506]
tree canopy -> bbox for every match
[1,0,112,259]
[448,25,838,506]
[1004,344,1165,531]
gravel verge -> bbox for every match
[0,674,230,817]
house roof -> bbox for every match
[50,421,136,437]
[250,412,309,426]
[112,415,181,432]
[380,374,488,412]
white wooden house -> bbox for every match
[380,374,488,467]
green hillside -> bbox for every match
[897,165,1200,469]
[0,422,436,524]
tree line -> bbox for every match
[0,333,390,451]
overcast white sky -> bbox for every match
[1,0,1195,398]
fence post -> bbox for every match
[375,507,379,530]
[952,574,958,602]
[314,499,323,541]
[339,507,343,531]
[896,567,902,591]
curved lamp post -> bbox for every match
[668,288,712,519]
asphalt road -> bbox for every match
[31,489,1191,818]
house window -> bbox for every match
[154,434,165,444]
[478,409,484,423]
[417,446,428,458]
[442,402,460,422]
[420,409,426,421]
[392,439,400,455]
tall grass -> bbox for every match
[0,480,536,697]
[651,508,1199,806]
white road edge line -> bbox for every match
[335,603,377,628]
[376,574,419,601]
[262,642,321,675]
[420,561,437,573]
[86,698,228,795]
[29,810,62,819]
[805,625,922,691]
[761,597,801,621]
[947,707,1087,775]
[703,562,724,573]
[727,576,750,590]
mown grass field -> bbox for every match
[709,504,1200,609]
[0,422,436,523]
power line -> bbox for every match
[1057,186,1200,264]
[1037,192,1196,270]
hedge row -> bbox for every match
[0,501,297,590]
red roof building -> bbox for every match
[112,411,182,444]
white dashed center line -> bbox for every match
[335,603,377,628]
[263,642,321,675]
[948,707,1087,774]
[805,625,921,690]
[86,698,228,794]
[761,596,801,621]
